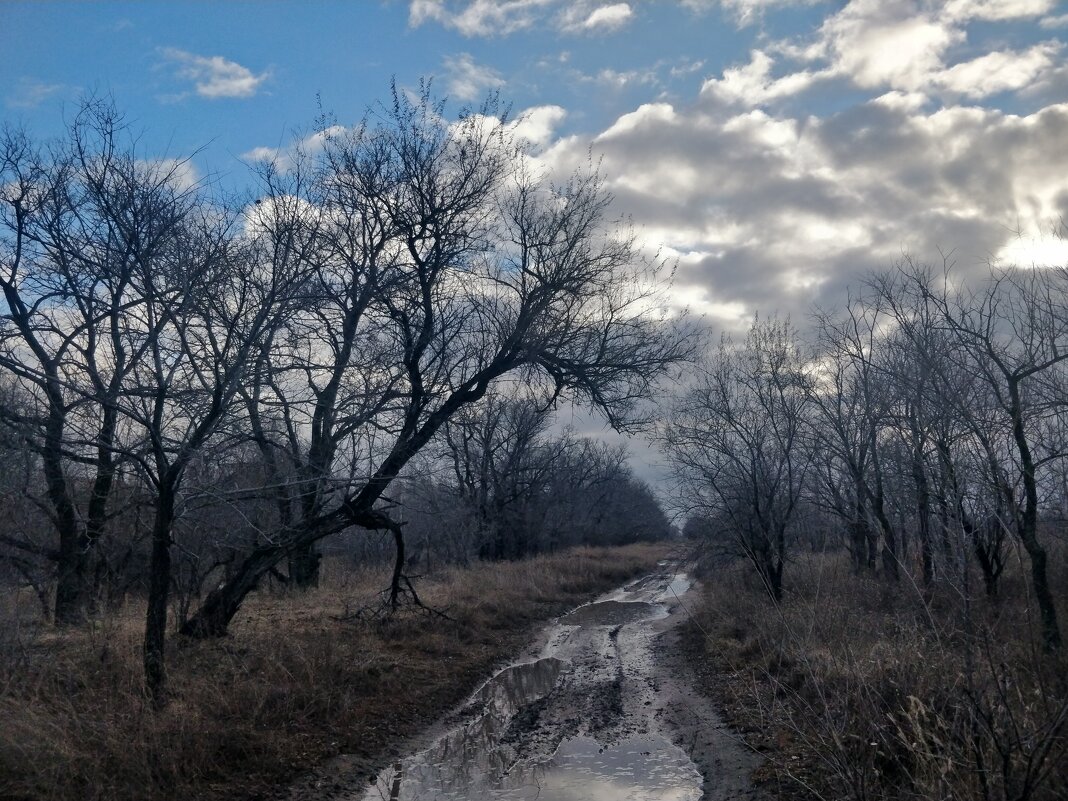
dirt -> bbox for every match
[279,570,766,801]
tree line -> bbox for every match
[667,261,1068,650]
[0,92,691,703]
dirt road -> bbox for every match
[286,568,762,800]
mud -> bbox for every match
[282,570,763,801]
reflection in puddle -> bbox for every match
[358,573,702,801]
[661,575,692,601]
[531,735,701,801]
[360,658,565,801]
[472,657,566,720]
[560,601,662,627]
[365,734,701,801]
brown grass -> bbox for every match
[684,549,1068,801]
[0,543,669,801]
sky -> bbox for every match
[4,0,1068,486]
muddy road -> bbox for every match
[291,568,762,801]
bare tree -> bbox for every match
[907,265,1068,649]
[811,293,907,580]
[118,190,313,702]
[180,89,693,637]
[666,316,812,601]
[0,101,200,624]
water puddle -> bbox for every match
[357,571,701,801]
[662,575,692,601]
[470,657,566,720]
[560,600,661,627]
[364,734,701,800]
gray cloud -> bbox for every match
[534,95,1068,329]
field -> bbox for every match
[0,543,669,801]
[683,549,1068,801]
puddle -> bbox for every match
[471,657,566,720]
[661,575,692,601]
[560,601,662,627]
[358,658,564,800]
[364,734,701,800]
[356,572,703,801]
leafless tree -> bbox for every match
[666,316,813,601]
[0,101,201,625]
[179,88,692,638]
[904,265,1068,649]
[811,293,907,580]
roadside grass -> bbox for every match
[684,549,1068,801]
[0,542,669,801]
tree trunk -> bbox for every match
[183,374,499,638]
[911,439,933,587]
[45,405,91,626]
[288,543,321,588]
[179,540,285,638]
[389,524,405,609]
[54,539,90,626]
[970,521,1000,598]
[84,407,119,613]
[144,487,175,707]
[1009,380,1061,650]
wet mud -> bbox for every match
[283,569,762,800]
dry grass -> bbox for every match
[684,549,1068,801]
[0,542,668,801]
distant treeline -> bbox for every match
[667,262,1068,650]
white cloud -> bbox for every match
[700,50,829,106]
[944,0,1055,22]
[411,0,633,35]
[680,0,823,27]
[697,1,1064,106]
[240,125,347,170]
[578,3,633,31]
[534,85,1068,323]
[820,1,962,91]
[869,90,930,112]
[510,105,567,147]
[159,47,269,99]
[5,77,65,109]
[589,67,660,90]
[442,53,504,101]
[1040,13,1068,28]
[671,59,707,78]
[997,232,1068,267]
[414,0,1068,324]
[409,0,556,35]
[595,103,678,140]
[935,42,1063,98]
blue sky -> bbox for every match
[4,2,1066,315]
[4,0,1068,479]
[1,1,818,159]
